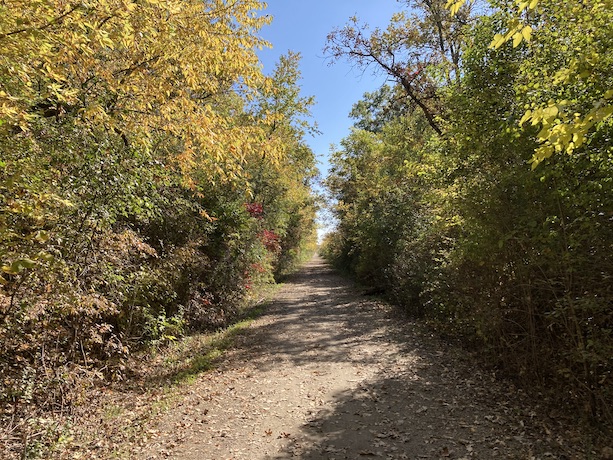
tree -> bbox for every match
[447,0,613,166]
[324,4,613,427]
[0,0,272,174]
[247,52,319,276]
[0,0,276,280]
[517,0,613,166]
[349,85,409,133]
[0,2,321,454]
[324,0,473,135]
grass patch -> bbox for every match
[140,284,279,387]
[166,313,263,384]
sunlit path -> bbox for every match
[141,257,582,459]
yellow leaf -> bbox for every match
[519,110,532,126]
[445,0,467,15]
[490,34,505,49]
[542,105,559,122]
[521,25,532,42]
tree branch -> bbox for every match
[0,4,81,40]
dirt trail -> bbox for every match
[140,256,583,459]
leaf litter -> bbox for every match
[64,257,605,459]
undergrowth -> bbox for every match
[1,283,280,460]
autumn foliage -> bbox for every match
[0,1,317,456]
[323,0,613,435]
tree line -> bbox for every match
[322,0,612,432]
[0,0,318,453]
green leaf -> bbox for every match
[36,251,55,263]
[19,259,36,269]
[2,258,37,275]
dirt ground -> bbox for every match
[136,256,589,459]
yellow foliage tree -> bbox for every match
[0,0,274,177]
[447,0,613,167]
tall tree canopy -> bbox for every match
[447,0,613,166]
[324,0,473,135]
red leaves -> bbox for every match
[244,203,281,252]
[245,202,264,218]
[258,229,281,253]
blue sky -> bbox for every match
[257,1,402,179]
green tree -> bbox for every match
[324,1,613,429]
[349,85,409,133]
[448,0,613,166]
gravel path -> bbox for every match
[141,256,584,459]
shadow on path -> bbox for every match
[243,258,580,459]
[143,256,585,460]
